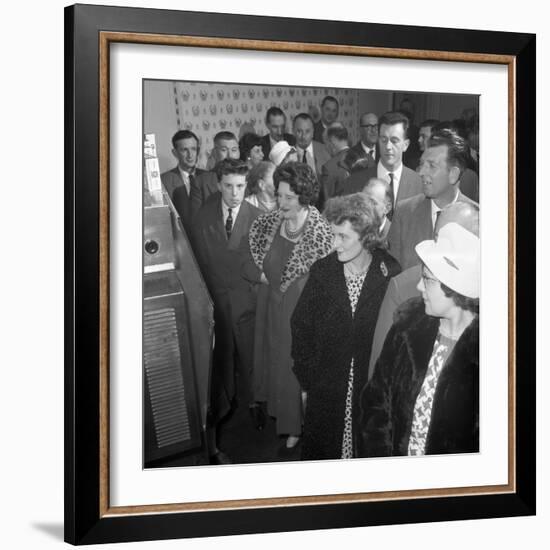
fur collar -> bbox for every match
[249,207,333,292]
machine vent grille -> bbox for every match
[144,307,191,448]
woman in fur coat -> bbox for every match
[358,223,480,457]
[291,193,401,460]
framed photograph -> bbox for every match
[65,3,536,545]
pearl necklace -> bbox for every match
[284,218,306,239]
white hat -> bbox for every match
[269,141,294,166]
[415,222,480,298]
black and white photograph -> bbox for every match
[142,79,480,469]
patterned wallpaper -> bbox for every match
[171,81,359,166]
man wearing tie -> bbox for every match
[192,158,262,463]
[348,111,379,168]
[387,129,478,270]
[292,112,330,184]
[161,130,205,233]
[339,111,422,217]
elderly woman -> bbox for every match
[245,161,278,213]
[358,223,480,457]
[291,193,401,460]
[243,162,333,449]
[239,132,265,167]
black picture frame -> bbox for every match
[65,3,536,545]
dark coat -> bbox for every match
[358,297,479,457]
[348,141,379,169]
[190,170,219,217]
[260,133,296,160]
[192,194,262,419]
[291,249,401,460]
[161,166,206,202]
[319,148,350,210]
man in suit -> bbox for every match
[260,106,295,160]
[161,130,205,232]
[348,112,379,169]
[387,129,478,271]
[340,111,423,218]
[190,131,240,216]
[313,95,339,144]
[368,200,479,380]
[363,177,393,241]
[292,112,331,184]
[319,124,350,209]
[193,158,262,463]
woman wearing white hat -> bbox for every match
[358,222,480,457]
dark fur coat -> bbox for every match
[291,249,401,460]
[357,297,479,457]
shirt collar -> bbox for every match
[377,161,403,182]
[221,199,242,219]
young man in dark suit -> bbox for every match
[260,106,295,160]
[192,159,263,463]
[387,129,478,271]
[313,95,339,143]
[161,130,205,233]
[339,111,423,217]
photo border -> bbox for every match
[65,4,535,544]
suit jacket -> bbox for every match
[348,141,379,169]
[190,170,219,217]
[318,148,350,211]
[313,120,327,144]
[260,133,295,160]
[459,168,479,203]
[161,166,205,202]
[192,194,262,322]
[387,191,477,271]
[368,264,421,380]
[339,164,423,205]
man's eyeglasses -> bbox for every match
[360,124,378,129]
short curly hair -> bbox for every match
[273,161,319,206]
[324,192,385,251]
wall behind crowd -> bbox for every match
[144,79,478,174]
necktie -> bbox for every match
[225,208,233,240]
[434,210,441,236]
[368,149,375,162]
[387,172,395,221]
[302,149,308,164]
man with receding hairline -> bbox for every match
[363,177,393,240]
[314,95,339,143]
[368,200,479,380]
[349,112,379,169]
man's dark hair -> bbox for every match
[171,129,199,149]
[378,111,410,138]
[321,95,339,108]
[273,161,319,206]
[428,129,469,174]
[265,106,286,124]
[327,125,348,142]
[292,112,314,126]
[419,119,440,131]
[214,158,249,182]
[213,131,238,145]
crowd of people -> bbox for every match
[159,94,480,464]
